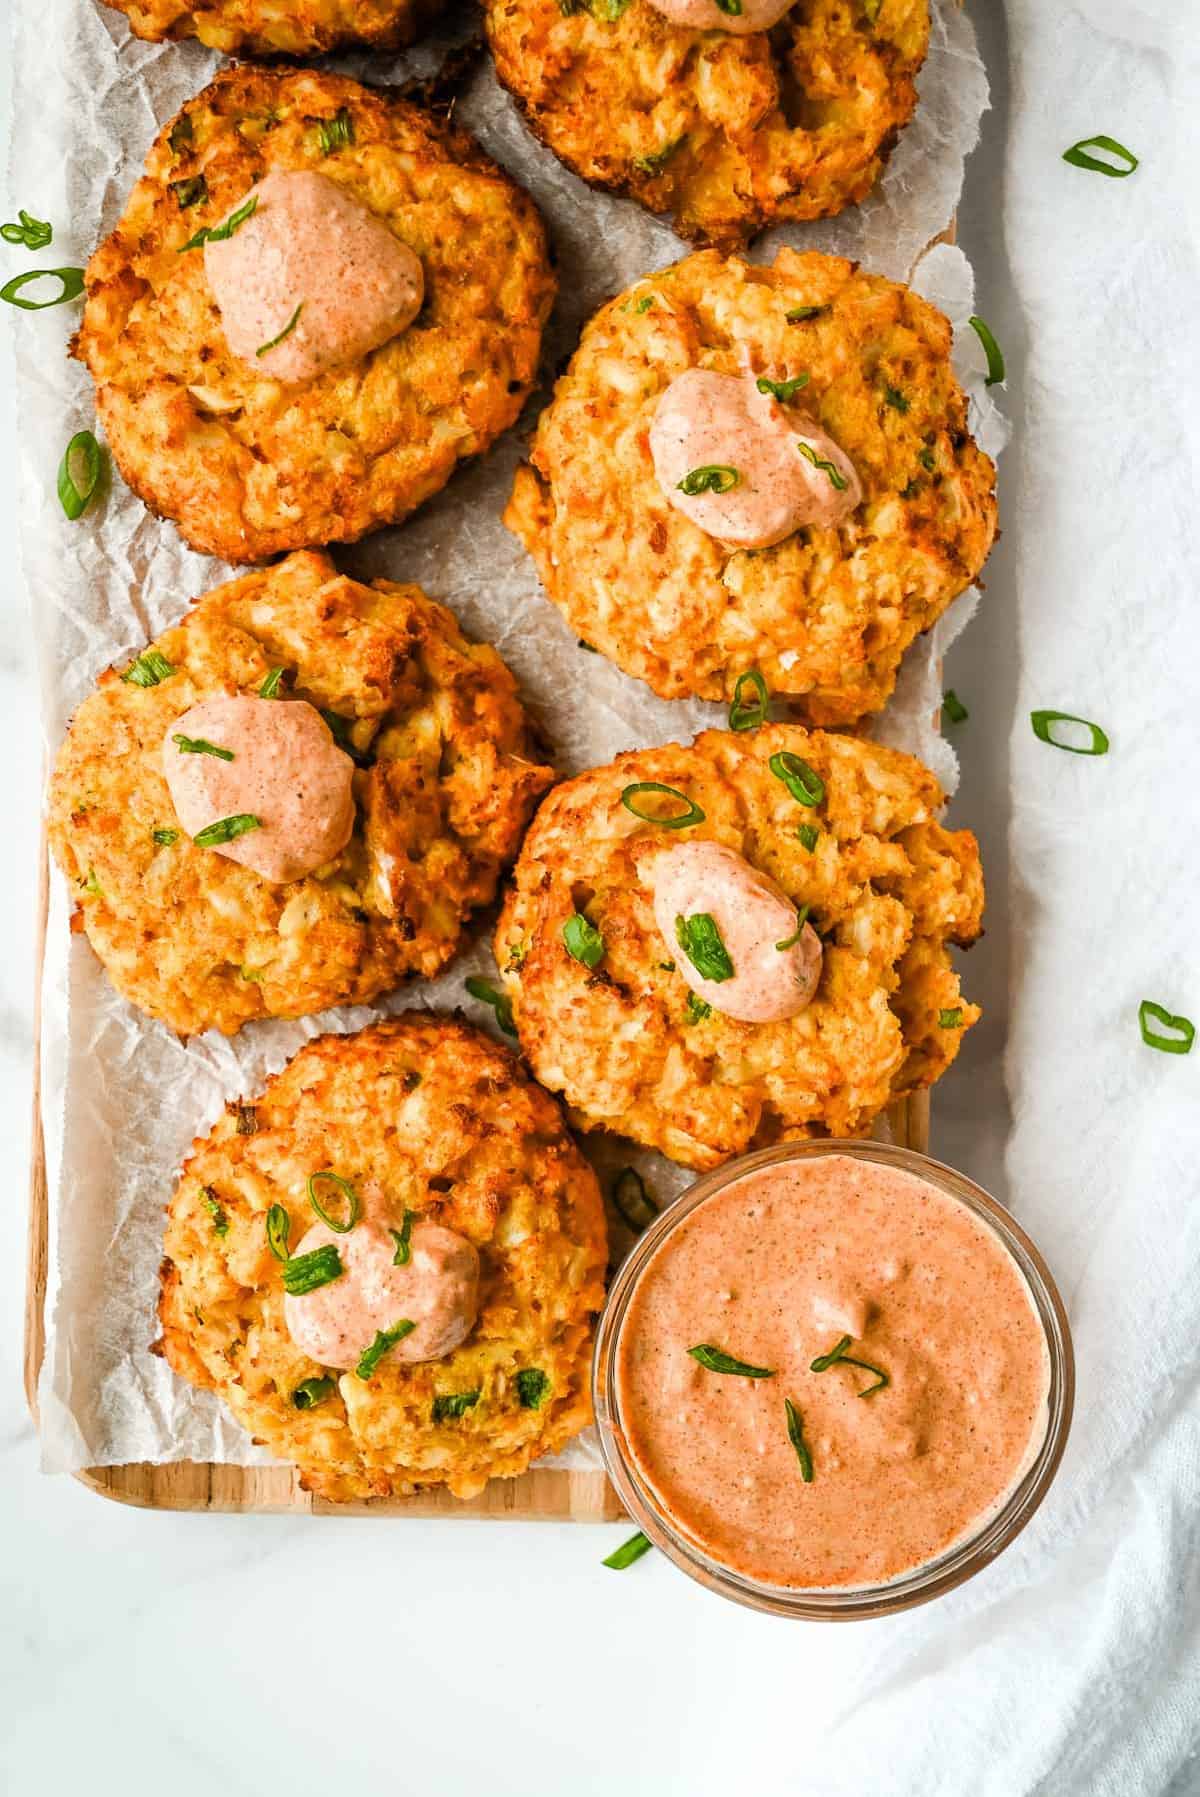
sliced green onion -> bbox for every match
[797,441,848,491]
[171,175,208,209]
[432,1389,480,1421]
[676,913,734,983]
[320,709,367,763]
[1063,135,1138,178]
[292,1376,337,1410]
[603,1529,653,1570]
[613,1167,658,1233]
[563,911,605,969]
[677,465,739,496]
[152,827,179,847]
[256,301,303,358]
[883,385,909,414]
[938,1007,964,1029]
[0,267,84,310]
[590,0,632,18]
[968,315,1005,386]
[684,992,712,1023]
[515,1368,550,1410]
[1,210,52,251]
[942,689,969,725]
[200,1187,228,1237]
[728,669,769,732]
[797,823,819,852]
[82,868,102,897]
[775,904,810,952]
[918,446,937,472]
[756,373,809,404]
[809,1333,889,1397]
[786,304,828,323]
[356,1319,416,1380]
[621,296,655,316]
[168,113,194,154]
[714,0,742,12]
[465,975,517,1037]
[265,1205,291,1262]
[784,1398,814,1482]
[390,1210,416,1266]
[306,1170,360,1234]
[688,1343,774,1378]
[180,194,258,253]
[193,814,261,847]
[173,733,233,760]
[1138,1001,1195,1057]
[259,666,285,699]
[769,750,824,808]
[317,108,355,154]
[122,648,175,688]
[620,781,705,829]
[1030,710,1109,756]
[633,138,684,176]
[57,430,103,520]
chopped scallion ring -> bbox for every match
[968,315,1006,386]
[756,372,809,404]
[390,1210,417,1266]
[938,1007,964,1029]
[292,1376,337,1410]
[1030,710,1109,756]
[620,781,705,829]
[318,109,356,154]
[942,689,969,725]
[809,1333,889,1397]
[180,194,258,254]
[603,1529,653,1571]
[612,1167,658,1233]
[784,1398,814,1482]
[769,750,824,808]
[306,1170,360,1234]
[0,266,84,310]
[465,975,517,1037]
[281,1243,343,1296]
[786,304,827,323]
[677,464,739,496]
[266,1205,291,1262]
[122,648,174,688]
[57,430,103,520]
[684,992,712,1023]
[171,175,208,210]
[356,1319,416,1381]
[775,904,810,952]
[728,669,769,732]
[201,1188,228,1237]
[152,828,179,847]
[515,1368,550,1410]
[193,813,261,847]
[676,913,734,983]
[256,301,304,358]
[563,911,606,969]
[797,441,848,491]
[173,733,233,760]
[687,1343,775,1378]
[258,666,285,699]
[797,823,819,852]
[1138,1001,1194,1057]
[432,1389,480,1421]
[1,209,52,251]
[1062,135,1138,178]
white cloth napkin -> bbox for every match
[801,6,1200,1791]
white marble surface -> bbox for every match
[0,6,1039,1793]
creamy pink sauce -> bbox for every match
[616,1155,1051,1590]
[162,694,355,883]
[284,1219,480,1372]
[649,369,862,548]
[645,0,794,32]
[650,841,822,1024]
[204,170,424,384]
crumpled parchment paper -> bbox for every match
[8,0,1003,1471]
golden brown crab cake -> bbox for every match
[71,66,555,564]
[485,0,928,247]
[47,551,554,1039]
[496,726,983,1171]
[506,248,997,726]
[100,0,442,56]
[157,1017,609,1502]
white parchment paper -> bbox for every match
[8,0,1001,1471]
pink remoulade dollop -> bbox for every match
[162,694,355,883]
[204,170,425,384]
[645,0,795,32]
[284,1219,480,1372]
[649,369,862,548]
[649,840,822,1024]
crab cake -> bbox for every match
[485,0,928,246]
[71,67,555,564]
[102,0,441,56]
[505,248,997,726]
[157,1017,608,1502]
[47,551,554,1039]
[496,726,983,1171]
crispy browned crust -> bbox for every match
[485,0,929,247]
[100,0,443,54]
[72,66,556,563]
[157,1017,608,1501]
[47,550,555,1037]
[505,247,998,724]
[497,725,984,1170]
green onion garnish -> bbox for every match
[0,267,84,310]
[797,441,848,491]
[57,430,103,520]
[918,446,937,472]
[633,138,684,176]
[152,828,179,847]
[1,209,52,251]
[292,1376,337,1410]
[317,108,355,154]
[797,823,819,852]
[465,975,517,1037]
[1030,710,1109,756]
[775,904,810,952]
[728,669,768,732]
[390,1210,416,1266]
[1062,135,1138,178]
[883,385,909,414]
[193,814,262,847]
[306,1170,360,1234]
[677,465,739,496]
[786,304,827,323]
[320,709,367,763]
[201,1187,228,1237]
[684,992,712,1023]
[968,315,1005,386]
[688,1343,774,1378]
[942,689,969,725]
[515,1368,550,1410]
[675,913,734,983]
[769,750,824,808]
[265,1204,291,1262]
[756,373,809,404]
[180,194,258,254]
[259,667,285,699]
[167,113,194,153]
[938,1007,964,1028]
[171,175,208,210]
[809,1333,889,1397]
[432,1389,480,1421]
[603,1529,653,1570]
[173,733,233,760]
[122,648,174,687]
[784,1398,814,1482]
[620,782,705,829]
[613,1167,658,1233]
[563,911,605,969]
[621,297,655,316]
[356,1319,416,1381]
[714,0,742,12]
[1138,1001,1195,1057]
[256,301,303,358]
